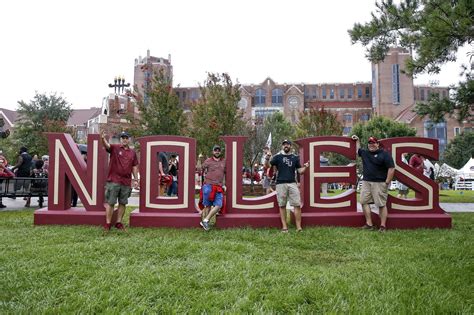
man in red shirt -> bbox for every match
[101,131,139,232]
[409,153,425,174]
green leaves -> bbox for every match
[349,0,473,123]
[443,130,474,169]
[189,72,244,156]
[13,92,72,156]
[132,69,186,137]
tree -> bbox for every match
[351,116,417,148]
[294,107,343,139]
[189,72,246,156]
[13,92,72,156]
[442,131,474,169]
[261,112,294,154]
[131,69,186,137]
[349,0,473,122]
[239,112,294,170]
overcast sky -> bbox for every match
[1,0,469,111]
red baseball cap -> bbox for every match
[368,136,379,143]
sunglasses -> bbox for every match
[368,141,377,144]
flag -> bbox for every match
[266,132,272,149]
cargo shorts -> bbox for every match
[105,182,132,206]
[360,181,388,208]
[275,183,301,207]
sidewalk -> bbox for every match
[1,196,473,213]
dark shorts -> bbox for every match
[105,182,131,205]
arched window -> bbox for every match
[272,89,283,106]
[253,89,266,106]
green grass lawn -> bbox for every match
[1,209,473,313]
[325,189,474,203]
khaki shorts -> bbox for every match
[105,182,132,206]
[276,183,301,207]
[360,181,388,207]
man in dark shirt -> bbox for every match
[266,139,309,232]
[352,135,395,232]
[158,151,169,196]
[101,131,139,232]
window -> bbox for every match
[343,127,352,135]
[322,88,327,99]
[254,108,280,120]
[360,113,370,121]
[190,89,200,100]
[420,89,425,101]
[348,88,353,99]
[339,88,345,99]
[182,91,186,100]
[424,121,447,153]
[454,127,461,136]
[442,90,447,99]
[365,86,370,98]
[392,64,400,104]
[253,89,266,105]
[357,86,362,98]
[343,113,352,123]
[311,87,318,99]
[330,88,334,99]
[271,89,283,106]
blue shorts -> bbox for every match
[202,184,223,207]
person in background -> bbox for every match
[409,153,425,174]
[397,153,409,199]
[320,155,330,195]
[158,151,169,196]
[12,147,33,196]
[42,155,49,174]
[261,146,274,194]
[167,154,178,197]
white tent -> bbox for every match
[435,163,458,178]
[457,158,474,180]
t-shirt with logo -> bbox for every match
[270,153,302,184]
[358,148,394,182]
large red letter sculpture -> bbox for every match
[296,136,362,227]
[34,134,451,229]
[380,137,451,228]
[129,135,200,227]
[34,133,107,225]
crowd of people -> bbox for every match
[0,147,49,208]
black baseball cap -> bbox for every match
[120,131,130,138]
[213,145,221,151]
[282,139,291,145]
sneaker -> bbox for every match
[379,226,387,233]
[103,223,112,232]
[200,220,210,231]
[115,222,126,231]
[361,224,375,230]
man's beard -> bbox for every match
[283,147,290,153]
[213,153,220,158]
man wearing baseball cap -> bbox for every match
[265,139,309,232]
[101,130,139,232]
[199,144,226,231]
[352,135,395,232]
